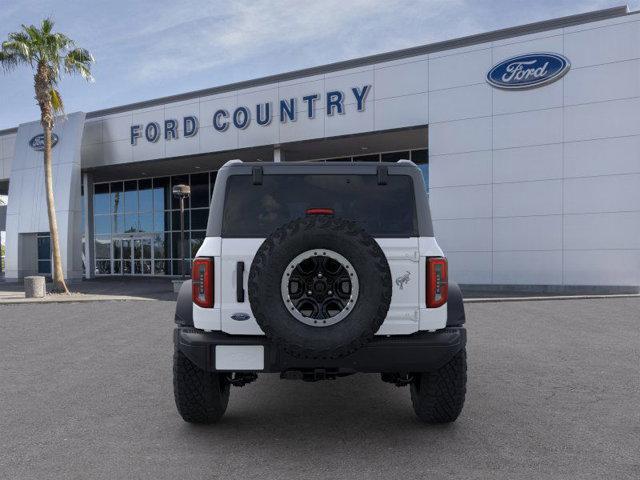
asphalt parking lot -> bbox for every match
[1,297,638,479]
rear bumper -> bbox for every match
[174,327,466,374]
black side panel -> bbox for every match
[447,280,466,326]
[174,280,194,326]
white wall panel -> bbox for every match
[102,139,132,164]
[493,108,562,149]
[446,251,492,284]
[493,251,563,284]
[564,211,640,250]
[493,215,563,251]
[279,112,325,143]
[325,102,374,137]
[564,250,640,286]
[493,180,562,217]
[373,93,427,131]
[374,60,428,100]
[324,68,374,107]
[564,135,640,178]
[493,80,563,115]
[430,184,492,220]
[564,60,640,106]
[82,120,102,145]
[564,174,640,214]
[429,48,492,91]
[429,116,491,155]
[493,143,563,183]
[199,125,238,153]
[492,34,563,60]
[102,114,133,143]
[564,20,640,68]
[433,218,492,252]
[429,150,492,188]
[429,83,492,123]
[564,97,640,142]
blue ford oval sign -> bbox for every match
[29,133,59,151]
[487,53,570,90]
[231,313,251,321]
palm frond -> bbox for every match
[50,87,64,113]
[64,47,94,81]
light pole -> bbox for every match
[172,184,191,279]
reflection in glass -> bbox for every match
[124,180,138,213]
[124,214,139,233]
[113,214,125,234]
[171,210,190,232]
[94,183,110,215]
[153,177,170,212]
[154,260,169,275]
[122,239,132,259]
[138,178,153,212]
[190,231,205,257]
[113,260,122,274]
[153,211,167,232]
[190,209,208,230]
[190,173,209,208]
[94,215,111,235]
[139,214,153,232]
[111,182,123,215]
[123,260,132,274]
[153,233,168,258]
[95,236,111,259]
[96,260,111,275]
[113,239,122,259]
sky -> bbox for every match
[0,0,638,130]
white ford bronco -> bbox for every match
[173,160,467,424]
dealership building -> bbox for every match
[1,5,639,291]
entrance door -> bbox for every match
[133,237,153,275]
[112,235,153,275]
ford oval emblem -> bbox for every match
[231,313,251,321]
[29,133,59,151]
[487,53,570,90]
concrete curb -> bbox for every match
[0,295,155,305]
[464,294,640,303]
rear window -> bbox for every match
[222,174,418,237]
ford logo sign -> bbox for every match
[29,133,59,151]
[231,313,251,321]
[487,53,570,90]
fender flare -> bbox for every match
[174,280,194,327]
[447,280,466,326]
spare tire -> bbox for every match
[248,215,392,359]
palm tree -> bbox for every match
[0,18,93,293]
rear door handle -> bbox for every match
[236,261,245,303]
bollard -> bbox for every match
[24,276,46,298]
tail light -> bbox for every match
[426,257,448,308]
[306,208,334,215]
[192,257,214,308]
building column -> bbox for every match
[82,172,94,279]
[274,146,283,163]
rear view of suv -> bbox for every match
[173,160,467,424]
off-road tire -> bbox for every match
[410,348,467,424]
[248,215,392,359]
[173,347,230,424]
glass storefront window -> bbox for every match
[124,180,138,213]
[94,215,111,235]
[91,150,425,276]
[111,182,123,215]
[94,184,110,215]
[138,179,153,212]
[190,173,209,208]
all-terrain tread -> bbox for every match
[173,347,230,424]
[410,348,467,424]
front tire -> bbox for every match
[173,347,230,424]
[410,348,467,424]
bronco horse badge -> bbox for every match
[395,271,411,290]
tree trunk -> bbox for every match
[35,65,69,294]
[43,123,69,294]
